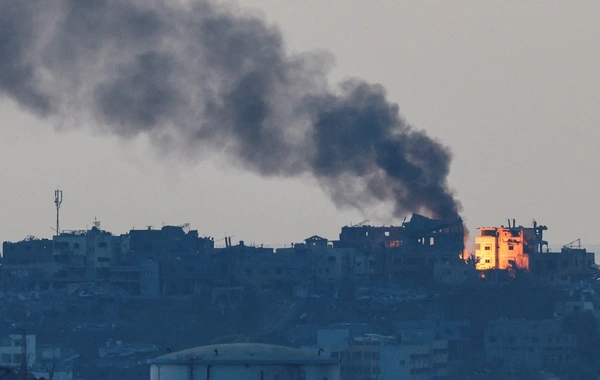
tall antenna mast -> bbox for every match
[54,189,63,236]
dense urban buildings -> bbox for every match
[0,215,598,379]
[1,214,469,297]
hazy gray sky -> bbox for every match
[1,0,599,250]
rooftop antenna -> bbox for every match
[563,238,581,250]
[54,190,63,236]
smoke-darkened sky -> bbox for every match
[1,0,599,248]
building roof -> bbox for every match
[405,213,462,232]
[305,235,328,241]
[150,343,338,365]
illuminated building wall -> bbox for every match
[475,225,530,271]
[474,228,498,270]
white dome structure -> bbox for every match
[149,343,340,380]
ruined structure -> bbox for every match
[1,214,466,297]
[6,215,596,297]
[474,219,596,281]
[1,224,214,296]
[474,219,547,272]
[334,214,466,282]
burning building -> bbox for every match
[474,219,547,272]
[474,219,596,281]
[334,214,465,282]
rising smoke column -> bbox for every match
[0,0,461,220]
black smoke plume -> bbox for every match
[0,0,461,220]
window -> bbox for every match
[508,246,514,250]
[485,259,491,264]
[484,245,491,251]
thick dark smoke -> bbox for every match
[0,0,461,220]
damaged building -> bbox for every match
[1,224,215,297]
[1,238,53,291]
[1,214,467,298]
[231,236,356,296]
[225,213,466,297]
[333,214,466,282]
[474,219,596,281]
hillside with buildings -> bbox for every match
[0,215,599,379]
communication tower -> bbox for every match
[54,189,63,236]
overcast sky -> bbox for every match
[1,0,599,250]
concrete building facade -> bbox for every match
[485,319,577,370]
[0,334,36,371]
[318,327,448,380]
[474,220,596,282]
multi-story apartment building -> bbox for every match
[474,219,595,281]
[0,334,36,370]
[318,327,449,380]
[485,319,577,370]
